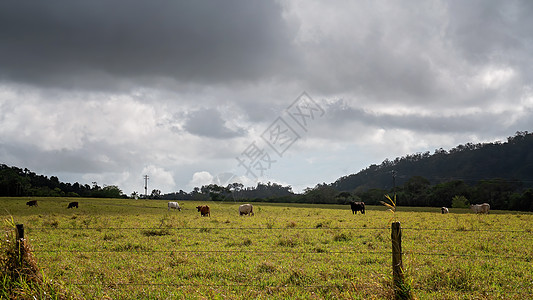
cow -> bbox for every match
[67,201,79,209]
[470,203,490,214]
[168,201,181,211]
[441,207,449,214]
[26,200,38,207]
[470,204,482,213]
[350,201,365,214]
[196,205,210,217]
[239,204,254,216]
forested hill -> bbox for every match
[332,131,533,192]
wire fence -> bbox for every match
[24,225,533,232]
[9,223,533,297]
[27,225,533,259]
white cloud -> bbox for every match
[188,171,214,190]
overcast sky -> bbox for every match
[1,0,532,195]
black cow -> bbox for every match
[350,201,365,214]
[26,200,38,207]
[67,201,79,209]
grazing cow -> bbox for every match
[26,200,38,207]
[441,207,449,214]
[67,201,79,209]
[480,203,490,214]
[470,204,482,213]
[239,204,254,216]
[470,203,490,214]
[168,201,181,211]
[350,201,365,214]
[196,205,210,217]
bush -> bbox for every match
[452,195,469,208]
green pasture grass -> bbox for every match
[1,197,532,299]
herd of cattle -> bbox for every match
[25,199,491,215]
[441,203,491,214]
[26,200,78,208]
[167,202,254,217]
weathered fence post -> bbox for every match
[391,221,405,299]
[16,224,25,263]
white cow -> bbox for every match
[239,204,254,216]
[168,201,181,211]
[470,203,490,214]
[480,203,490,214]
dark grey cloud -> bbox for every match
[183,108,245,138]
[0,1,296,89]
[0,140,134,174]
[322,99,527,138]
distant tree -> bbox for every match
[403,176,431,206]
[470,179,517,209]
[355,188,387,205]
[150,189,162,199]
[451,195,469,208]
[302,183,337,204]
[430,180,469,208]
[227,182,244,201]
[509,188,533,211]
[335,191,355,204]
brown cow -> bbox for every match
[26,200,38,207]
[67,201,79,209]
[350,201,365,214]
[196,205,210,217]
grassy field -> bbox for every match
[1,197,532,299]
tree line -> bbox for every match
[302,176,533,211]
[2,131,532,211]
[160,176,532,212]
[0,164,123,198]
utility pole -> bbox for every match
[143,175,149,198]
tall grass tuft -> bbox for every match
[381,194,398,224]
[1,217,72,299]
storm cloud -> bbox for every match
[1,0,532,194]
[0,1,296,88]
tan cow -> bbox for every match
[239,204,254,216]
[196,205,210,217]
[470,203,490,214]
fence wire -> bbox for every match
[25,226,533,233]
[26,225,532,260]
[6,223,532,297]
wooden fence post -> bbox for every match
[391,221,404,298]
[16,224,25,263]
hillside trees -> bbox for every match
[301,183,337,204]
[0,164,124,198]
